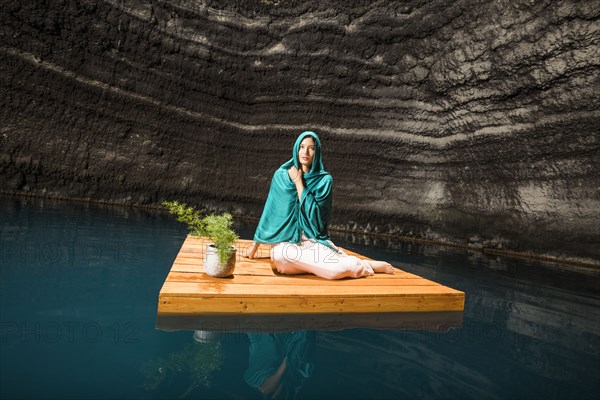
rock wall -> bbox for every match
[1,0,599,262]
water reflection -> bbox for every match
[2,196,599,399]
[244,331,315,400]
[156,312,463,334]
[142,330,224,397]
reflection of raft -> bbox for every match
[157,236,464,323]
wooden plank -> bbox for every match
[159,281,463,297]
[165,272,442,286]
[158,294,465,315]
[171,263,276,275]
[166,268,422,280]
[173,259,424,278]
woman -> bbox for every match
[244,131,394,280]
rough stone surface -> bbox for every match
[1,0,599,262]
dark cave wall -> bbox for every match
[1,0,599,261]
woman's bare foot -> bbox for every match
[242,242,260,259]
[368,260,395,274]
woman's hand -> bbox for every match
[288,166,304,200]
[288,166,303,184]
[242,242,260,259]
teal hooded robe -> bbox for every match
[253,131,341,253]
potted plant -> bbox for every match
[163,200,239,277]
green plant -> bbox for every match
[163,200,239,264]
[142,340,223,397]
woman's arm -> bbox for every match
[288,166,304,200]
[297,174,333,238]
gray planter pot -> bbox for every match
[193,330,220,343]
[204,244,236,277]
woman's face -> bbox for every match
[298,137,316,170]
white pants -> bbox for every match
[270,235,374,280]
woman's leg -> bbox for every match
[272,241,375,280]
[271,243,307,275]
[259,357,287,399]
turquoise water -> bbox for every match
[1,196,599,399]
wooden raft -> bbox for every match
[157,236,465,316]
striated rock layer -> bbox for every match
[1,0,599,262]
